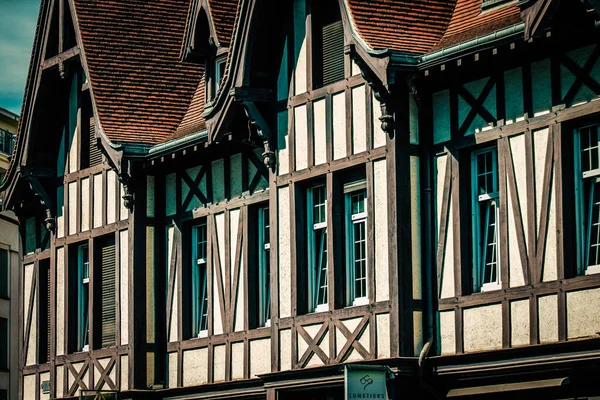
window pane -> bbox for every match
[586,179,600,267]
[312,185,326,225]
[192,222,208,336]
[316,230,328,306]
[581,126,600,173]
[353,221,367,299]
[480,201,498,285]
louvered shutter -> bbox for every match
[321,20,344,87]
[89,117,103,167]
[100,239,116,348]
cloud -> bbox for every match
[0,0,40,114]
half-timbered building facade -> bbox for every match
[2,0,600,399]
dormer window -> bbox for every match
[209,55,227,101]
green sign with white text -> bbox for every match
[344,365,388,399]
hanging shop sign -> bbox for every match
[344,364,392,399]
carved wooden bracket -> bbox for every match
[25,174,55,232]
[241,101,276,171]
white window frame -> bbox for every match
[471,147,501,292]
[258,206,271,327]
[192,221,209,339]
[307,184,328,313]
[344,181,368,306]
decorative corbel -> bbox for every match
[26,175,55,232]
[241,101,276,171]
[347,47,395,136]
[118,161,134,211]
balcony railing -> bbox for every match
[0,129,15,157]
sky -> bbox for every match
[0,0,40,115]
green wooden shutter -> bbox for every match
[89,117,103,167]
[100,239,116,348]
[322,20,344,87]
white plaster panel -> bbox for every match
[376,313,390,359]
[146,176,155,218]
[293,5,307,96]
[168,352,177,388]
[333,92,347,160]
[411,156,422,300]
[436,155,447,229]
[230,209,245,332]
[409,93,419,144]
[374,159,389,302]
[23,374,35,400]
[81,177,90,232]
[72,361,87,397]
[372,93,386,148]
[24,263,36,366]
[352,85,367,154]
[166,225,177,342]
[40,372,50,400]
[351,59,360,77]
[230,154,243,198]
[336,318,361,360]
[107,170,117,224]
[509,134,529,252]
[439,311,457,355]
[96,358,110,389]
[313,98,327,166]
[213,212,225,335]
[295,104,308,171]
[57,186,65,238]
[463,304,503,353]
[534,128,549,236]
[250,339,271,377]
[214,345,226,383]
[183,348,209,386]
[567,288,600,339]
[68,181,77,235]
[93,173,103,228]
[538,294,558,343]
[56,365,64,398]
[68,116,78,174]
[120,183,128,221]
[543,174,557,282]
[121,355,129,391]
[166,173,176,216]
[147,352,155,388]
[440,202,455,299]
[511,299,530,347]
[280,329,292,371]
[278,110,290,175]
[120,229,129,344]
[147,227,156,343]
[232,342,245,380]
[56,247,65,355]
[278,186,291,318]
[507,182,525,288]
[414,311,423,357]
[300,323,328,367]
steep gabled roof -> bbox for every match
[208,0,239,47]
[74,0,205,145]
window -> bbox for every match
[75,243,89,352]
[258,206,271,326]
[0,129,14,156]
[191,221,209,338]
[345,182,368,306]
[471,147,501,292]
[97,237,116,348]
[575,124,600,275]
[311,0,344,88]
[0,249,7,298]
[0,317,6,370]
[308,184,328,312]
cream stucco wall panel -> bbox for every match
[230,209,245,332]
[120,229,129,344]
[68,181,77,235]
[440,203,455,299]
[538,294,558,343]
[23,374,35,400]
[507,182,525,287]
[372,93,386,148]
[81,177,90,232]
[56,247,65,355]
[337,317,364,362]
[374,159,389,302]
[411,156,422,300]
[121,355,129,390]
[107,170,117,224]
[250,339,271,377]
[146,176,155,218]
[147,227,156,343]
[510,299,530,347]
[165,225,177,342]
[183,348,209,386]
[120,183,128,220]
[299,323,327,367]
[533,128,549,236]
[168,352,178,388]
[333,92,347,160]
[213,212,226,335]
[57,187,65,238]
[293,0,307,96]
[24,263,37,366]
[166,173,176,216]
[278,186,291,318]
[543,174,557,282]
[93,173,103,228]
[40,372,50,400]
[439,311,456,355]
[147,352,155,388]
[295,105,308,171]
[352,85,367,154]
[463,304,503,352]
[232,342,244,380]
[214,344,226,383]
[96,358,110,389]
[567,288,600,339]
[314,98,327,166]
[280,329,292,371]
[278,110,290,175]
[56,365,64,398]
[414,311,423,357]
[509,134,529,251]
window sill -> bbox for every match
[313,304,329,314]
[586,265,600,275]
[480,282,502,292]
[351,297,369,307]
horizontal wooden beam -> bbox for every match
[42,46,80,70]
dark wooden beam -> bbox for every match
[41,46,80,70]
